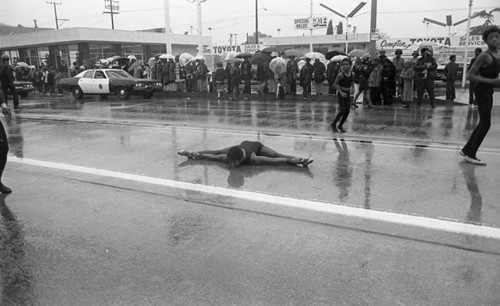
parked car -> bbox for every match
[59,69,163,99]
[6,81,34,98]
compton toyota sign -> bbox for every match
[376,35,486,51]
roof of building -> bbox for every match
[0,23,53,36]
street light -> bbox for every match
[320,2,366,53]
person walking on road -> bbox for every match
[177,140,313,167]
[0,55,21,110]
[460,26,500,166]
[331,58,353,133]
[0,89,12,193]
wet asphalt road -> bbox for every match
[1,92,500,305]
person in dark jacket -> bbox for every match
[468,47,482,106]
[214,62,226,100]
[299,58,313,99]
[444,54,459,102]
[230,61,242,101]
[312,58,326,95]
[241,58,252,94]
[414,48,438,108]
[286,56,298,95]
[379,50,396,105]
[256,62,268,96]
[326,60,339,95]
[0,55,20,109]
[225,62,233,95]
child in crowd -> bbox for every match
[401,61,415,108]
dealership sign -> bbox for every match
[294,17,328,30]
[202,44,263,56]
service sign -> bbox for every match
[376,35,486,52]
[203,44,263,56]
[294,17,328,30]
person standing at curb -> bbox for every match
[460,26,500,166]
[444,54,458,102]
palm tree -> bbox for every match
[469,8,500,35]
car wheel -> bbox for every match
[71,86,84,99]
[143,92,153,99]
[19,93,28,98]
[117,87,130,100]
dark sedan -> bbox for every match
[59,69,163,99]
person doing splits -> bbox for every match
[178,141,313,168]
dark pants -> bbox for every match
[1,83,19,108]
[332,92,351,128]
[446,79,456,101]
[462,87,493,159]
[302,82,311,97]
[243,77,251,94]
[381,80,395,105]
[288,79,296,94]
[370,87,382,105]
[0,119,9,183]
[469,81,477,105]
[416,78,435,106]
[328,81,336,95]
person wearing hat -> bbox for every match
[414,47,437,108]
[0,54,21,110]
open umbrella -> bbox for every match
[128,60,144,73]
[325,50,347,60]
[304,52,325,60]
[193,54,205,61]
[348,49,369,58]
[250,52,272,65]
[269,57,287,75]
[283,49,304,58]
[127,55,137,61]
[15,61,29,68]
[179,53,193,66]
[223,51,238,63]
[159,54,174,60]
[148,57,156,68]
[330,55,349,62]
[261,47,281,54]
[297,60,306,71]
[235,52,253,59]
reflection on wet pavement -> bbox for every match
[0,195,33,304]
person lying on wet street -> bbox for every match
[177,140,313,167]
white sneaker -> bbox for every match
[465,156,486,165]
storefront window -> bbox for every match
[150,45,166,56]
[123,44,144,60]
[38,47,49,67]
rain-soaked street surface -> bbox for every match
[1,92,500,305]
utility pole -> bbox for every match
[104,0,120,30]
[164,0,172,54]
[461,0,473,88]
[255,0,259,44]
[46,1,68,30]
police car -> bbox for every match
[59,69,163,99]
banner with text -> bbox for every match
[202,44,263,56]
[376,35,486,52]
[294,17,328,30]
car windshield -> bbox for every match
[106,70,134,80]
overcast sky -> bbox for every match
[1,0,498,45]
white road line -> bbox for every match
[10,156,500,240]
